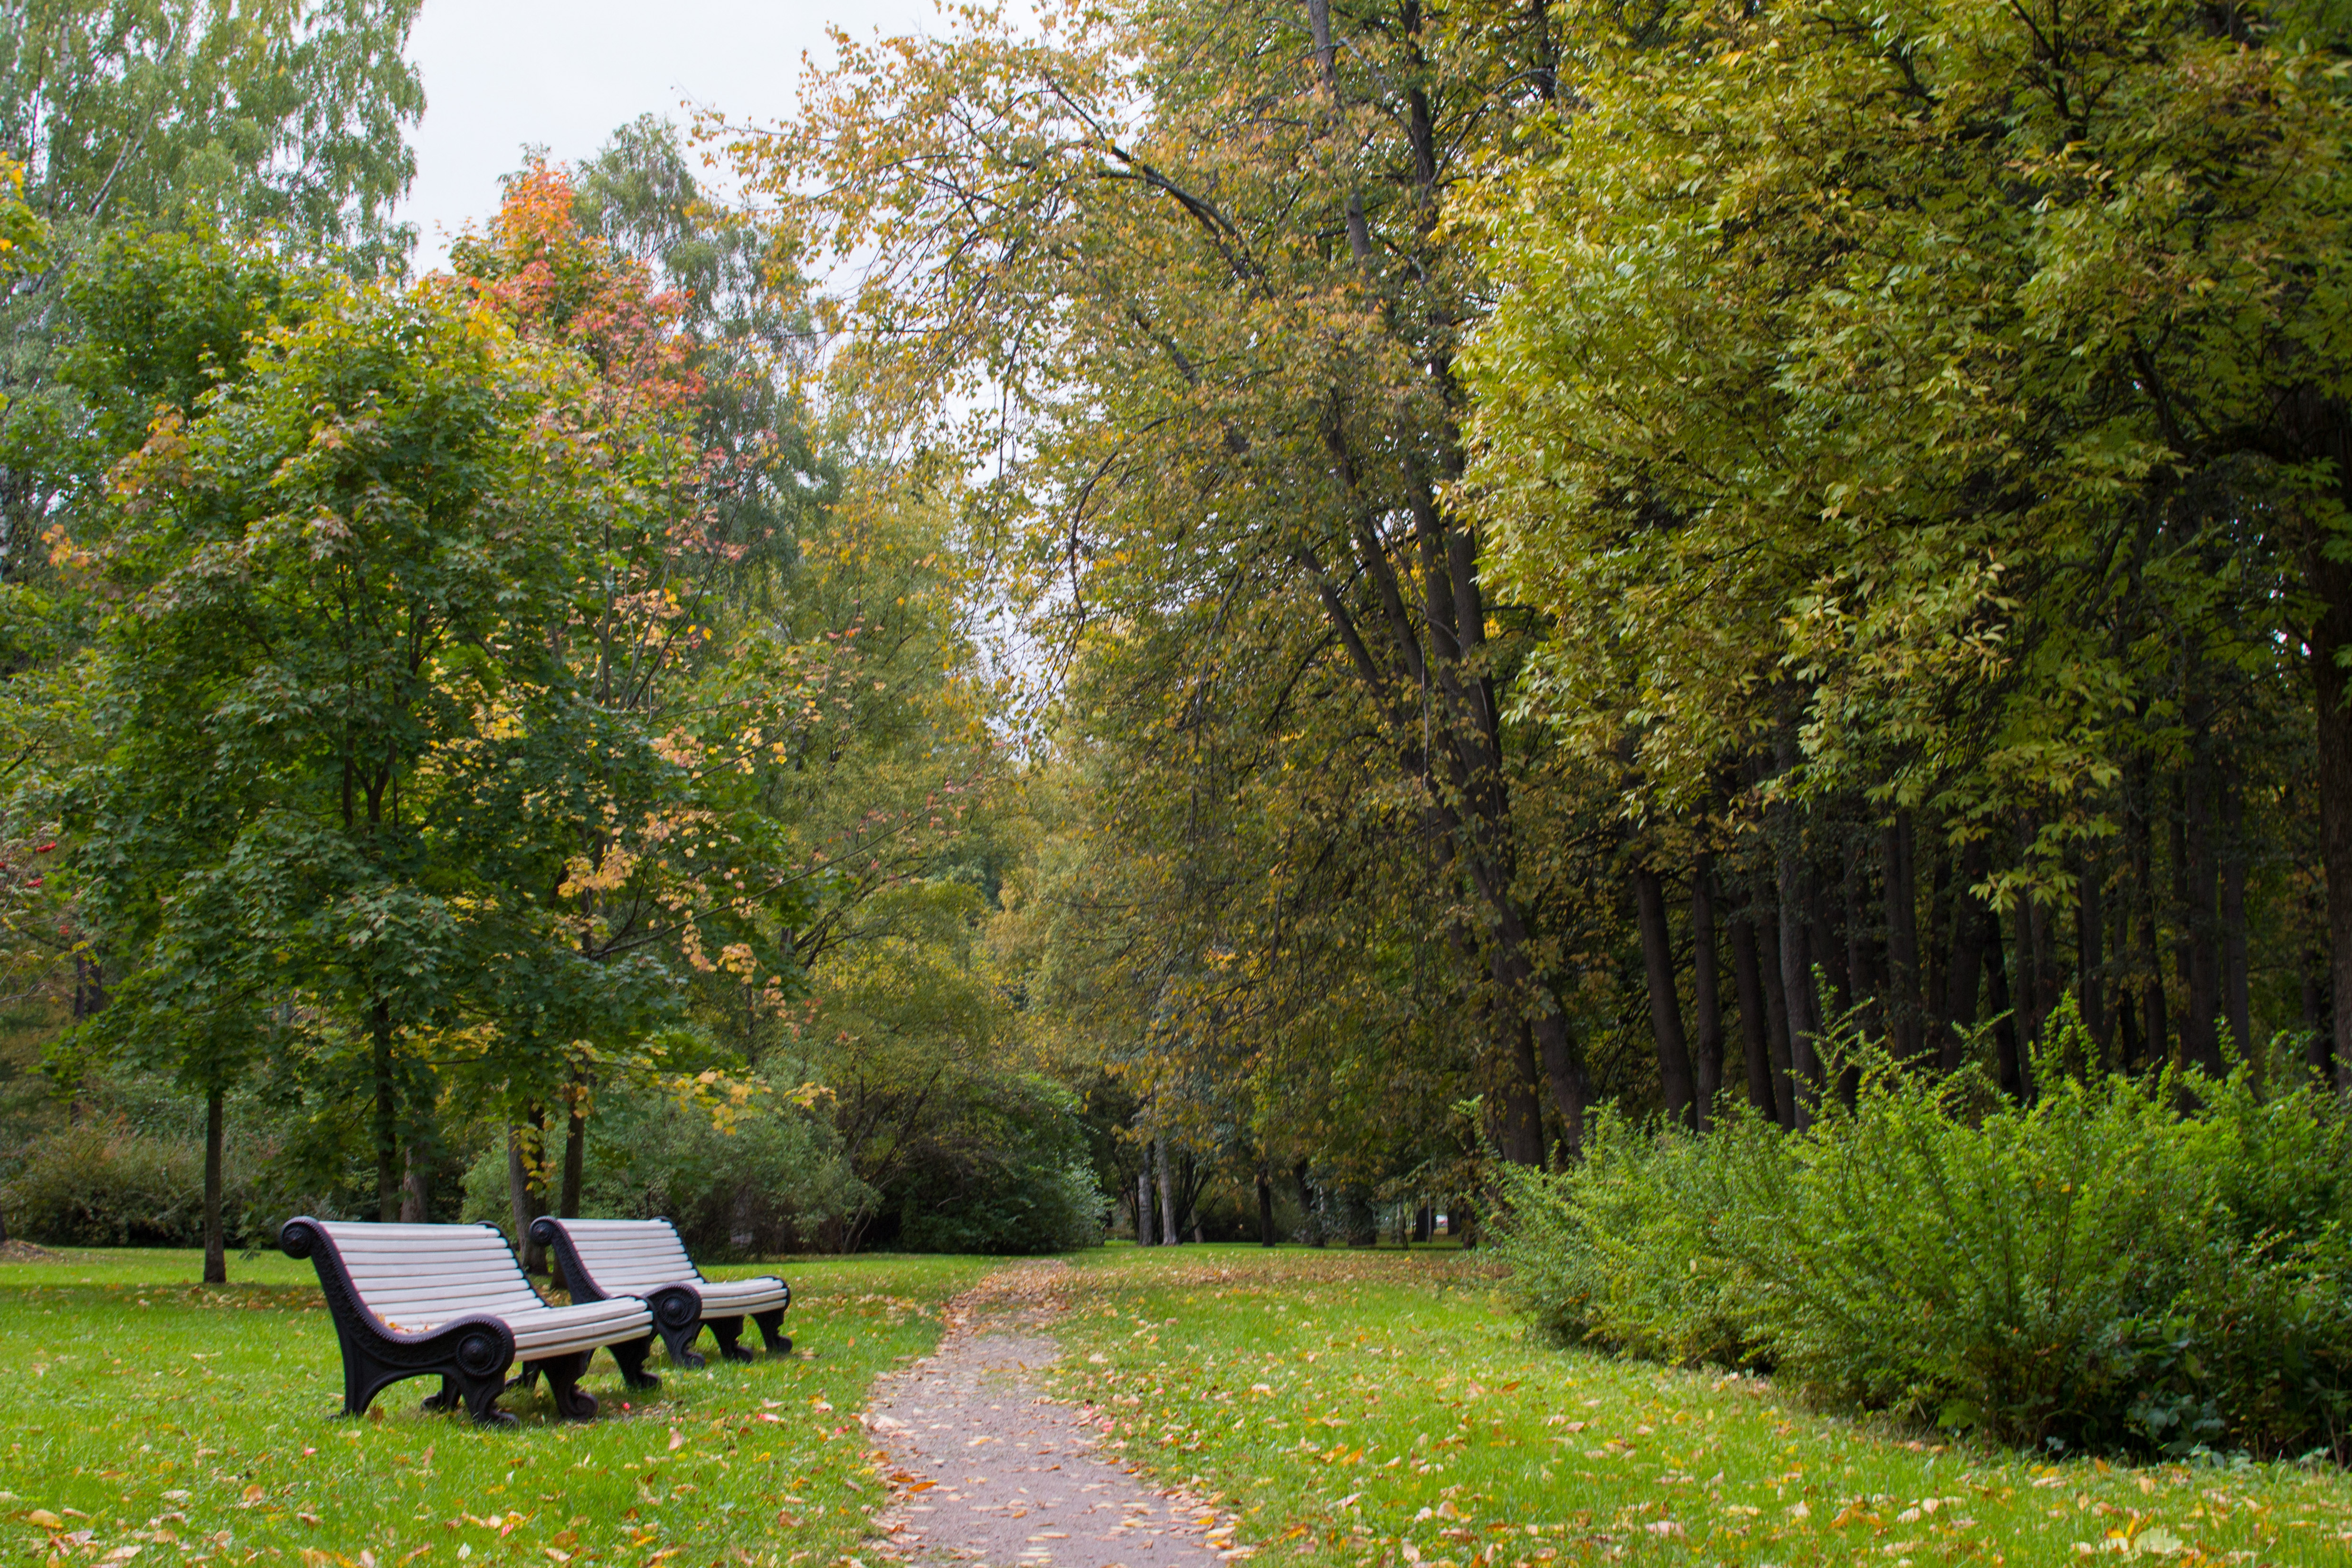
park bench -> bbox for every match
[281,1217,657,1425]
[531,1216,792,1368]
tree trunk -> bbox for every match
[1882,814,1924,1063]
[508,1117,549,1274]
[2076,850,2108,1059]
[1498,1014,1549,1162]
[1295,1160,1322,1247]
[1840,841,1875,1104]
[1256,1162,1275,1247]
[1775,844,1820,1130]
[371,999,398,1223]
[400,1145,430,1224]
[1689,860,1724,1130]
[2301,463,2352,1095]
[1925,823,1951,1024]
[2014,888,2044,1071]
[2220,780,2250,1065]
[1632,864,1697,1127]
[1728,914,1777,1119]
[1156,1134,1178,1245]
[560,1086,587,1220]
[2184,767,2224,1074]
[1938,835,1992,1073]
[1758,905,1798,1128]
[1539,1021,1583,1162]
[203,1086,227,1286]
[1137,1158,1156,1246]
[2130,758,2170,1070]
[1985,910,2027,1100]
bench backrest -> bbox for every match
[318,1220,545,1327]
[550,1219,702,1294]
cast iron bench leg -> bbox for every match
[707,1315,754,1363]
[751,1308,791,1355]
[541,1351,598,1421]
[611,1333,661,1391]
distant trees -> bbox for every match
[745,0,2352,1221]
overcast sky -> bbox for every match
[393,0,938,273]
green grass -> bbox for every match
[1045,1245,2352,1567]
[0,1247,993,1567]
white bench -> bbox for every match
[282,1217,656,1424]
[532,1217,791,1367]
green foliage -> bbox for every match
[890,1074,1106,1255]
[460,1077,873,1259]
[0,1119,250,1246]
[1498,1018,2352,1460]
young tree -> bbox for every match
[72,279,608,1226]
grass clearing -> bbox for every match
[1047,1245,2352,1566]
[0,1247,992,1566]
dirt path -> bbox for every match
[860,1261,1240,1568]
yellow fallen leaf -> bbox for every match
[23,1511,61,1530]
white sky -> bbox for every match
[394,0,939,274]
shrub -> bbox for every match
[887,1074,1107,1254]
[0,1120,252,1246]
[463,1078,874,1259]
[1496,1006,2352,1461]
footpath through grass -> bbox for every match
[1048,1244,2352,1567]
[0,1246,991,1567]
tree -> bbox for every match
[0,0,426,572]
[72,278,613,1230]
[735,0,1593,1166]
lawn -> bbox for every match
[0,1246,992,1567]
[1046,1245,2352,1567]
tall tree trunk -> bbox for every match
[2220,779,2250,1065]
[507,1124,539,1270]
[2180,765,2223,1074]
[1775,842,1821,1130]
[1295,1160,1322,1247]
[400,1145,430,1223]
[1924,823,1951,1025]
[560,1080,588,1220]
[1883,814,1924,1063]
[1689,860,1724,1130]
[1939,836,1993,1073]
[508,1110,549,1274]
[2306,946,2335,1088]
[1759,905,1799,1128]
[1539,1023,1583,1163]
[1985,911,2027,1100]
[2130,758,2170,1069]
[203,1086,226,1286]
[1728,914,1777,1119]
[1840,840,1875,1104]
[1256,1161,1275,1247]
[2300,455,2352,1095]
[1157,1133,1178,1246]
[2076,850,2108,1058]
[1137,1157,1157,1246]
[1632,865,1697,1127]
[1498,1014,1549,1162]
[371,998,398,1223]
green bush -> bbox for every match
[463,1078,874,1259]
[1496,1008,2352,1461]
[0,1120,250,1246]
[888,1074,1107,1255]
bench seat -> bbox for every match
[282,1218,656,1425]
[533,1217,791,1368]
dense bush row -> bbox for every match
[1495,1014,2352,1462]
[0,1067,1109,1258]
